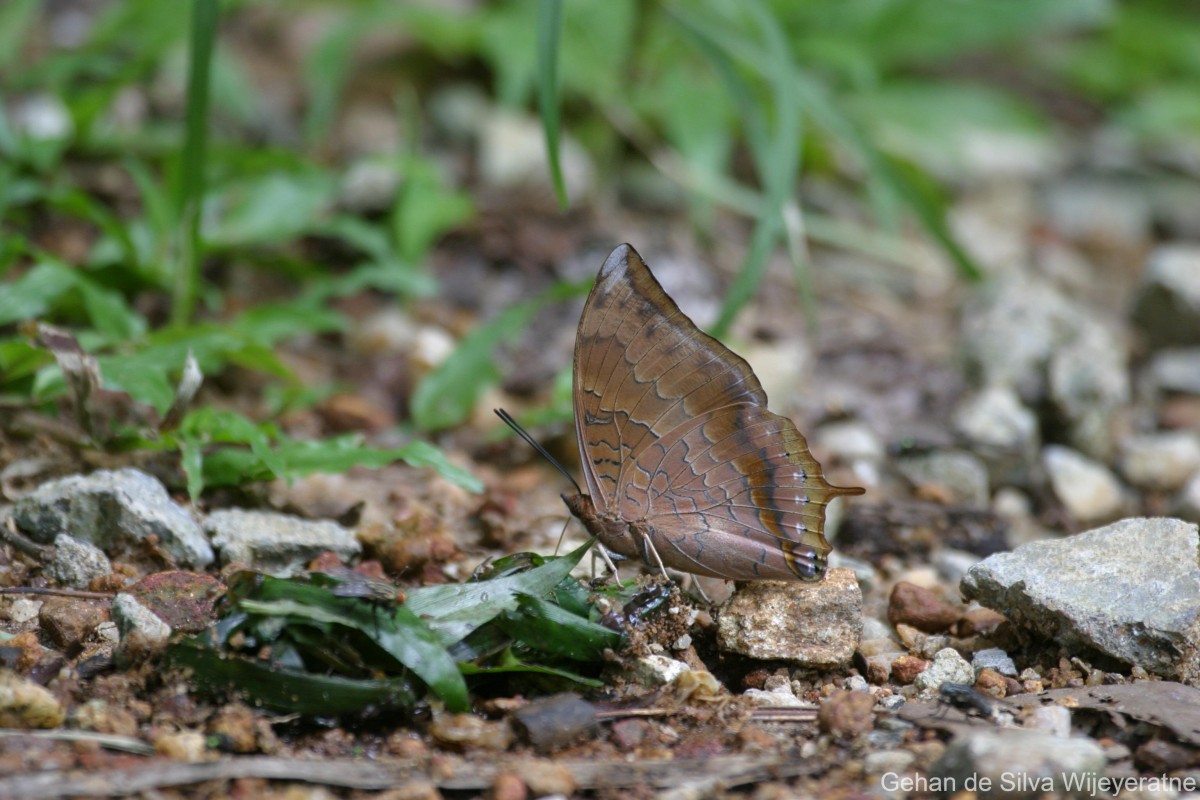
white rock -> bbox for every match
[1119,432,1200,491]
[1042,445,1125,522]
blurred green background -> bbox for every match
[1,0,1197,495]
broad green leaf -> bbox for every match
[498,594,622,660]
[405,539,593,646]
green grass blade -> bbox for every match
[171,0,219,327]
[537,0,568,208]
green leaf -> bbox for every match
[0,261,78,326]
[498,594,622,661]
[405,539,593,646]
[169,637,415,716]
[207,171,336,247]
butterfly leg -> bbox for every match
[636,530,671,580]
[595,544,623,583]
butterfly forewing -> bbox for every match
[570,244,864,581]
[574,245,767,511]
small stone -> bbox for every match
[38,598,109,650]
[513,760,576,797]
[429,712,513,752]
[74,699,138,737]
[154,731,210,762]
[1043,177,1152,249]
[717,569,862,666]
[974,668,1008,698]
[478,109,592,201]
[1042,445,1126,522]
[1149,348,1200,395]
[744,683,806,707]
[1135,738,1194,773]
[1119,432,1200,491]
[44,534,112,588]
[957,607,1007,636]
[0,669,66,728]
[205,509,360,575]
[510,694,597,754]
[1048,339,1130,460]
[1179,472,1200,523]
[953,386,1039,484]
[887,581,960,633]
[1132,244,1200,349]
[490,772,528,800]
[891,655,930,685]
[972,648,1018,677]
[932,549,982,587]
[818,690,876,737]
[625,655,689,687]
[111,593,171,648]
[913,648,975,693]
[610,718,651,752]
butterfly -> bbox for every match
[560,244,863,582]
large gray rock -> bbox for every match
[961,517,1200,683]
[205,508,360,575]
[12,469,212,568]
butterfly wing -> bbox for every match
[573,244,767,511]
[573,243,863,581]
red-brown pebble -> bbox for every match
[491,772,528,800]
[974,668,1007,698]
[818,690,876,737]
[957,607,1007,636]
[887,581,961,633]
[891,655,930,685]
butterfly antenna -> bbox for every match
[494,408,583,495]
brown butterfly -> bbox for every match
[560,244,863,582]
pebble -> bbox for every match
[957,606,1007,636]
[111,593,172,647]
[953,385,1039,484]
[972,648,1018,678]
[1131,244,1200,349]
[913,648,975,693]
[1179,472,1200,523]
[12,468,213,568]
[887,581,960,633]
[962,517,1200,682]
[624,655,689,687]
[38,598,109,650]
[717,569,862,666]
[0,669,66,728]
[818,689,876,737]
[1118,431,1200,491]
[1041,445,1126,522]
[891,655,929,685]
[43,534,111,588]
[510,694,597,754]
[477,109,593,201]
[1047,337,1130,460]
[1149,347,1200,395]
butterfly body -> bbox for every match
[566,244,864,583]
